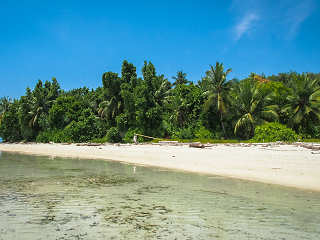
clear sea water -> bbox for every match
[0,151,319,240]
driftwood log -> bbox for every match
[189,142,205,148]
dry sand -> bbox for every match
[0,143,319,191]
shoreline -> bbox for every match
[0,142,320,192]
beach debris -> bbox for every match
[158,141,180,146]
[294,143,320,151]
[75,143,104,146]
[189,142,205,148]
[158,141,179,144]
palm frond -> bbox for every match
[234,113,254,135]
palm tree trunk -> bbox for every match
[220,111,227,138]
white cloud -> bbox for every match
[233,12,259,41]
[230,0,316,41]
[285,0,315,38]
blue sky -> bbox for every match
[1,0,319,98]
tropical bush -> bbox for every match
[252,122,298,142]
[123,128,144,143]
[36,130,71,143]
[195,126,213,139]
[36,131,53,143]
[0,102,22,142]
[172,127,195,139]
[106,127,122,143]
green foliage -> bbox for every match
[195,126,214,139]
[232,79,278,139]
[123,128,144,143]
[172,71,189,86]
[311,126,320,139]
[166,84,203,129]
[36,131,52,143]
[49,95,89,129]
[91,136,108,143]
[201,62,232,137]
[300,138,320,143]
[16,78,61,141]
[282,74,320,133]
[116,113,129,132]
[0,100,22,142]
[106,127,122,143]
[0,97,11,123]
[35,130,71,143]
[1,61,320,143]
[63,111,102,142]
[172,127,195,139]
[252,122,298,142]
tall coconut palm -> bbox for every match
[172,71,189,86]
[0,97,11,124]
[233,79,278,138]
[203,62,232,137]
[154,76,171,105]
[282,75,320,130]
[28,106,43,128]
[167,86,191,128]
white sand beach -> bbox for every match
[0,142,319,191]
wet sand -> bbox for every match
[0,143,319,191]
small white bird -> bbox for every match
[133,166,136,174]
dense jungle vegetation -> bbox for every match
[0,61,319,143]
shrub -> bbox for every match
[307,125,320,139]
[36,131,52,143]
[91,136,108,143]
[195,126,213,139]
[171,127,195,139]
[36,130,71,143]
[106,127,122,143]
[123,128,144,143]
[63,113,102,143]
[116,113,129,132]
[252,122,298,142]
[0,104,22,142]
[51,130,72,143]
[64,120,92,142]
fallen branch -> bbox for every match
[189,142,205,148]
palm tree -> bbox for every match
[0,97,11,124]
[167,87,191,128]
[98,97,121,121]
[172,71,189,86]
[154,75,171,105]
[28,106,43,128]
[28,93,45,129]
[233,79,278,138]
[282,75,320,131]
[203,62,232,137]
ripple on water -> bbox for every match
[0,152,320,239]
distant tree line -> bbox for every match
[0,60,319,143]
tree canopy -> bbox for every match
[1,60,319,143]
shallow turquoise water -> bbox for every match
[0,151,319,239]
